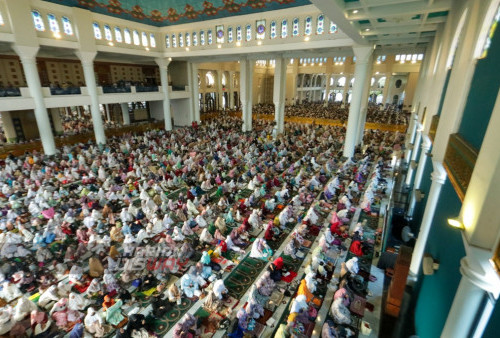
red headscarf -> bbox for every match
[273,257,284,270]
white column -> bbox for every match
[105,104,111,122]
[240,59,253,132]
[408,136,432,216]
[405,127,422,186]
[343,45,374,158]
[324,74,331,107]
[404,115,419,164]
[385,76,397,105]
[216,70,224,110]
[228,71,235,109]
[273,57,287,136]
[76,51,106,145]
[155,58,172,131]
[442,254,500,338]
[356,56,373,145]
[14,46,56,155]
[121,103,130,125]
[381,75,391,105]
[409,163,446,276]
[191,63,200,122]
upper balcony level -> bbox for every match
[0,85,190,111]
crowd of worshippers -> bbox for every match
[252,103,408,125]
[0,116,403,337]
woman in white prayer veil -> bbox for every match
[120,208,133,223]
[195,214,208,228]
[330,298,352,325]
[13,296,37,321]
[68,265,83,284]
[290,295,308,317]
[0,281,22,302]
[305,272,317,293]
[85,307,110,337]
[163,213,174,229]
[345,257,359,275]
[0,306,14,335]
[181,221,195,236]
[68,292,91,311]
[172,226,185,242]
[186,199,199,216]
[37,285,59,309]
[213,279,228,300]
[199,228,214,244]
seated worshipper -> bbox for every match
[199,227,215,245]
[334,279,352,306]
[105,299,124,326]
[13,296,37,322]
[103,269,120,293]
[268,256,285,282]
[226,231,245,254]
[287,295,312,325]
[168,283,182,305]
[89,256,105,278]
[172,313,199,338]
[345,257,359,276]
[248,209,261,229]
[330,298,352,325]
[84,307,111,337]
[151,293,173,318]
[180,267,202,298]
[284,238,301,259]
[264,198,276,214]
[126,313,152,337]
[102,295,115,311]
[194,262,215,284]
[0,306,14,336]
[177,240,195,260]
[31,310,53,337]
[229,308,250,338]
[68,292,91,312]
[182,221,195,236]
[203,289,223,313]
[212,278,228,300]
[172,226,185,242]
[214,216,227,234]
[37,285,60,310]
[249,238,273,261]
[322,320,349,338]
[0,281,22,302]
[278,206,294,229]
[297,278,322,307]
[264,221,279,241]
[140,272,159,292]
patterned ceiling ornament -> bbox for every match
[247,0,266,9]
[150,10,163,22]
[202,1,219,16]
[77,0,96,8]
[130,5,145,19]
[107,0,123,14]
[223,0,241,13]
[167,8,180,22]
[44,0,312,26]
[184,4,198,20]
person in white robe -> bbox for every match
[180,267,201,298]
[213,279,228,300]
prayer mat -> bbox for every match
[256,308,274,325]
[281,270,298,283]
[220,296,239,311]
[199,313,224,338]
[149,297,195,335]
[225,257,266,298]
[249,321,266,336]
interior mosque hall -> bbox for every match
[0,0,499,338]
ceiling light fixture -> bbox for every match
[236,41,241,46]
[365,28,370,32]
[145,47,150,51]
[353,10,359,14]
[218,44,222,48]
[185,47,189,51]
[108,42,114,46]
[257,41,262,45]
[304,36,310,41]
[53,32,61,39]
[447,217,464,230]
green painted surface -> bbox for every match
[428,11,449,18]
[458,19,500,149]
[436,69,452,117]
[414,180,464,337]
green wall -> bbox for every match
[458,20,500,149]
[436,69,452,117]
[414,180,465,337]
[410,158,433,234]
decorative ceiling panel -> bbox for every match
[43,0,312,26]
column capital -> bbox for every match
[421,135,432,152]
[352,44,375,64]
[13,45,39,61]
[460,254,500,297]
[430,161,447,184]
[155,57,171,69]
[76,51,97,65]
